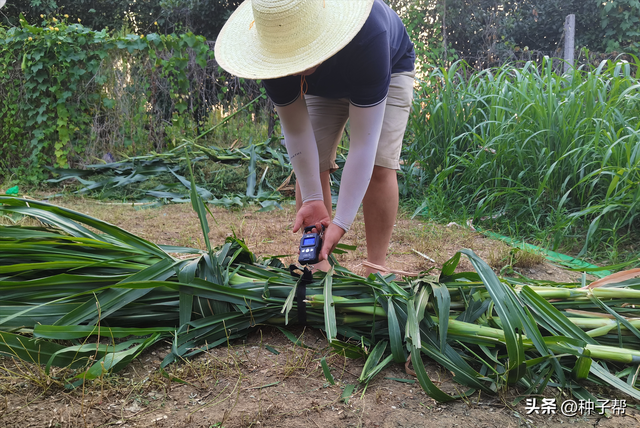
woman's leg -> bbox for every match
[362,71,415,275]
[362,166,399,275]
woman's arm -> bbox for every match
[275,96,330,233]
[320,101,386,260]
[333,101,386,231]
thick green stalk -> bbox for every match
[522,286,640,300]
[448,317,640,364]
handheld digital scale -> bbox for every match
[298,225,323,265]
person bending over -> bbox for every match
[215,0,415,275]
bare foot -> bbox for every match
[363,261,388,277]
[309,259,331,272]
[363,267,385,276]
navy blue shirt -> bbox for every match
[263,0,415,108]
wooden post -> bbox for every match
[564,14,575,73]
[442,0,447,64]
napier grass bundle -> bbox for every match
[2,195,640,406]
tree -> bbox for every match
[507,1,604,52]
[156,0,243,40]
[387,0,449,71]
[386,0,635,68]
[1,0,242,39]
[442,0,605,67]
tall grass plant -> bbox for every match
[403,57,640,262]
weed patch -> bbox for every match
[403,58,640,263]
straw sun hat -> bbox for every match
[215,0,375,80]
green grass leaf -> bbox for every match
[341,384,355,403]
[321,357,335,385]
[323,268,337,342]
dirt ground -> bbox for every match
[41,198,587,282]
[2,327,639,428]
[1,199,638,428]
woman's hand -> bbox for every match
[293,200,330,234]
[319,223,346,262]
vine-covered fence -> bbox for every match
[0,15,267,182]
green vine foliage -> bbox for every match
[600,0,640,54]
[0,14,213,183]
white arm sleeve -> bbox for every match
[275,97,323,203]
[332,102,386,232]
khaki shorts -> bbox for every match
[303,70,415,172]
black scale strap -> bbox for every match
[288,264,314,325]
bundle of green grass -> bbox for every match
[1,195,640,406]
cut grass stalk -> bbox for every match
[3,196,640,401]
